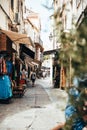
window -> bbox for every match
[11,0,14,11]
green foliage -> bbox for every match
[53,7,87,130]
[43,55,50,60]
[55,21,87,77]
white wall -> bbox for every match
[0,0,10,29]
[42,56,53,83]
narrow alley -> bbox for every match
[0,0,87,130]
[0,77,67,130]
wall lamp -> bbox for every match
[49,33,53,41]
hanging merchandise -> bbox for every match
[0,75,12,101]
[6,60,12,74]
[0,53,13,103]
[12,60,26,98]
[0,56,7,74]
[2,58,7,74]
[6,59,13,79]
[12,64,16,80]
[0,57,3,74]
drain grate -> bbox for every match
[30,106,45,108]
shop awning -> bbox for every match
[32,59,41,65]
[23,52,40,67]
[1,29,34,47]
[43,49,59,55]
[24,54,35,68]
[22,45,35,59]
[27,61,35,68]
[16,57,24,64]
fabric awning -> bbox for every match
[32,59,41,65]
[23,53,40,67]
[27,61,35,68]
[24,54,35,68]
[22,45,35,59]
[1,29,34,47]
[43,49,58,55]
[16,57,24,64]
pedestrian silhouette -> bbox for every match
[31,71,36,87]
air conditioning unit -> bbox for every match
[14,12,20,25]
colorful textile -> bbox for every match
[0,75,12,99]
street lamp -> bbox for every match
[49,32,56,86]
[49,32,55,50]
[49,33,53,41]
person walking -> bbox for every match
[31,71,36,87]
[20,68,28,84]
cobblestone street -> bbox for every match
[0,77,67,130]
